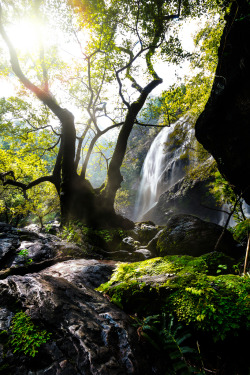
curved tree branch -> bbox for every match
[80,122,124,179]
[0,7,67,121]
[1,172,55,191]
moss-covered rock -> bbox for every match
[97,253,250,341]
[129,223,159,245]
[155,214,240,258]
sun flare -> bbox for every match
[8,18,41,52]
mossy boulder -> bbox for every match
[156,214,239,258]
[130,223,159,245]
[97,252,250,341]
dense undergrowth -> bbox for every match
[98,253,250,374]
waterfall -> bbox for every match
[134,117,192,221]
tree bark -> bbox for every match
[102,78,162,210]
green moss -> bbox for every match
[168,273,250,340]
[9,312,51,357]
[97,254,250,341]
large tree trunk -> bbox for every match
[59,175,134,228]
[101,78,162,212]
[57,78,162,228]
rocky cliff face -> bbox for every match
[195,0,250,203]
[142,175,220,225]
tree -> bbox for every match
[0,0,224,228]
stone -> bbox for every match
[0,273,160,374]
[120,236,137,251]
[129,223,159,245]
[0,222,87,271]
[143,175,222,225]
[40,259,117,289]
[156,214,239,258]
[133,249,152,260]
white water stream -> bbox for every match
[134,117,192,221]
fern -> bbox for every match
[134,313,205,375]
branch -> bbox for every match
[115,67,130,109]
[86,55,100,133]
[162,0,182,20]
[200,203,230,215]
[75,122,91,170]
[0,171,15,182]
[1,172,55,191]
[118,46,143,93]
[135,120,168,128]
[80,122,123,179]
[135,0,143,47]
[214,194,243,251]
[0,7,65,120]
[46,136,61,151]
[34,0,49,92]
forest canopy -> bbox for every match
[0,0,228,227]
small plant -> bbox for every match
[9,312,51,357]
[132,313,204,375]
[98,229,113,243]
[96,228,126,244]
[44,223,53,233]
[216,264,228,274]
[60,221,90,244]
[17,248,32,266]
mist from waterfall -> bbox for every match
[134,117,192,221]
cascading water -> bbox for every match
[134,117,193,221]
[133,115,250,225]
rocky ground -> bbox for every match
[0,216,249,374]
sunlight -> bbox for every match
[8,18,41,52]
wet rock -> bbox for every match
[0,238,18,260]
[119,237,139,251]
[0,224,20,268]
[129,223,159,245]
[13,241,57,267]
[0,273,159,375]
[40,259,117,289]
[156,214,239,257]
[0,222,85,271]
[133,249,152,260]
[147,230,164,254]
[143,175,222,226]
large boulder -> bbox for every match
[0,222,87,274]
[143,175,221,225]
[155,214,239,257]
[195,0,250,203]
[97,254,250,374]
[0,271,161,374]
[40,258,117,289]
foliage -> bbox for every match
[60,222,87,244]
[17,248,33,266]
[0,97,60,225]
[60,220,126,247]
[9,311,51,357]
[133,313,203,375]
[209,170,247,225]
[0,0,229,225]
[97,254,250,341]
[233,219,250,243]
